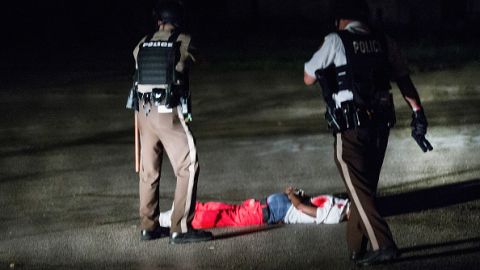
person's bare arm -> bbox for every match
[285,186,317,218]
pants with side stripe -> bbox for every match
[138,104,199,234]
[334,127,396,252]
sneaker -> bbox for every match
[140,226,170,241]
[169,229,213,244]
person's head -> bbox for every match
[333,0,370,29]
[153,0,185,31]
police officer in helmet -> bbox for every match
[303,0,432,265]
[130,0,212,244]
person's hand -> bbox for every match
[293,188,305,198]
[411,109,433,152]
[284,186,294,195]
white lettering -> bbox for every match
[353,41,360,54]
[352,40,383,54]
[360,42,366,53]
[142,41,174,48]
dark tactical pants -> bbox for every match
[334,126,396,253]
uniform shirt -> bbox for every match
[304,21,410,107]
[283,195,349,225]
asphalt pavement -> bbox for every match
[0,67,479,269]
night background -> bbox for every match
[3,0,479,76]
[0,0,479,269]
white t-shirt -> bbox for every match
[283,195,349,225]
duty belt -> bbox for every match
[325,93,396,133]
[137,88,169,115]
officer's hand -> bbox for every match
[411,109,433,152]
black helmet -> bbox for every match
[333,0,370,21]
[154,0,184,28]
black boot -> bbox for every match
[356,246,399,266]
[169,229,213,244]
[140,226,170,241]
[350,236,368,262]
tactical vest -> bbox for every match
[137,32,181,86]
[335,30,391,107]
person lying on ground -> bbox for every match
[159,186,350,229]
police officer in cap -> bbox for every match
[130,0,212,244]
[303,0,433,265]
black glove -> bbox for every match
[411,109,433,152]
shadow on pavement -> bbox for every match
[378,178,480,216]
[213,224,283,241]
[375,179,480,264]
[395,237,480,263]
